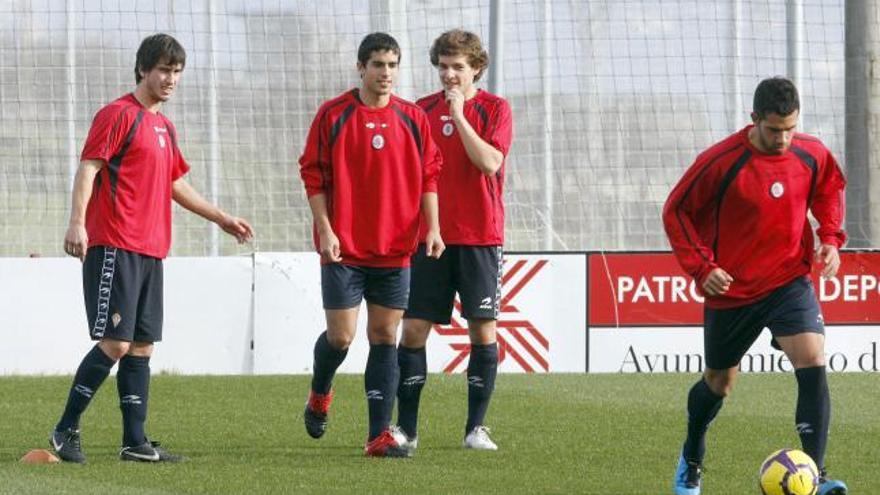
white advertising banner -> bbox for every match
[0,258,93,374]
[252,252,349,374]
[0,257,252,375]
[589,328,879,373]
[587,252,880,373]
[153,257,253,374]
[423,253,587,373]
[0,253,587,375]
[252,252,588,374]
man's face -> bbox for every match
[437,54,479,94]
[139,60,183,103]
[752,110,799,154]
[358,50,399,98]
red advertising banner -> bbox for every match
[588,251,880,326]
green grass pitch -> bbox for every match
[0,373,876,494]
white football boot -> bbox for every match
[463,426,498,451]
[389,425,419,452]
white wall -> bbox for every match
[0,257,253,375]
[0,253,586,375]
[4,253,875,375]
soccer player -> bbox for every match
[299,32,443,458]
[50,33,254,464]
[393,29,513,452]
[663,77,847,495]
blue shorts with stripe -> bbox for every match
[404,244,502,325]
[82,246,163,343]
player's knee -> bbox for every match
[98,339,130,361]
[127,341,154,357]
[366,325,397,345]
[792,352,825,369]
[326,331,354,351]
[712,382,734,398]
[401,320,431,347]
[400,330,427,348]
[704,373,735,398]
[467,319,496,345]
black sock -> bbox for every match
[396,345,427,438]
[795,366,830,468]
[466,343,498,433]
[117,355,151,447]
[310,331,348,395]
[56,345,116,432]
[365,344,398,440]
[682,378,724,463]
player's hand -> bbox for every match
[219,215,254,244]
[63,224,88,262]
[425,229,445,259]
[815,243,840,279]
[445,88,465,118]
[318,228,342,263]
[702,267,733,296]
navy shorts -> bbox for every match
[404,244,502,324]
[321,263,411,310]
[83,246,163,343]
[704,276,824,370]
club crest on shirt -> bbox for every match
[371,134,385,150]
[770,181,785,198]
[442,122,455,137]
[111,312,122,328]
[153,126,167,148]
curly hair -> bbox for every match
[429,29,489,82]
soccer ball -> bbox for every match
[759,448,819,495]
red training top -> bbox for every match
[81,93,190,259]
[662,126,846,309]
[299,89,442,268]
[416,90,513,245]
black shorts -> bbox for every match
[321,263,411,310]
[404,244,502,324]
[83,246,163,343]
[704,276,824,370]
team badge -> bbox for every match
[111,313,122,328]
[154,126,167,148]
[371,134,385,150]
[442,122,455,137]
[770,181,784,198]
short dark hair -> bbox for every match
[135,34,186,84]
[430,29,489,82]
[752,77,800,118]
[357,32,400,65]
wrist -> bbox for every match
[215,210,230,225]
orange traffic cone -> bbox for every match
[20,449,60,464]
